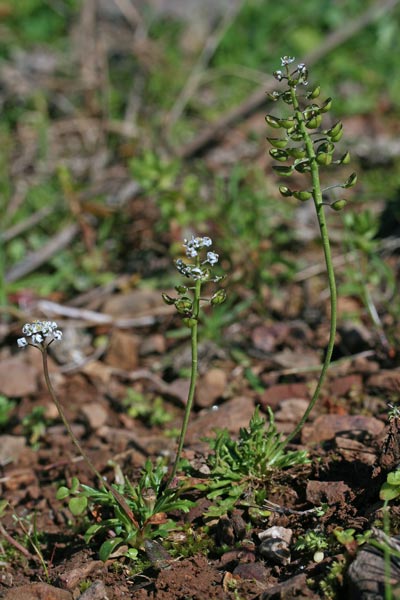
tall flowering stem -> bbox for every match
[163,237,225,485]
[266,57,356,445]
[18,321,139,528]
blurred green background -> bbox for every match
[1,0,399,315]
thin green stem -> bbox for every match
[167,278,201,485]
[383,500,393,600]
[41,346,140,528]
[283,86,337,446]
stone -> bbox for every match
[104,330,139,370]
[196,368,227,408]
[302,414,384,444]
[0,356,38,397]
[2,583,72,600]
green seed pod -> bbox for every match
[306,114,322,129]
[281,91,293,104]
[330,130,343,142]
[210,289,227,305]
[328,121,342,136]
[293,190,312,201]
[267,137,288,149]
[278,117,295,129]
[343,172,357,188]
[316,152,332,166]
[162,293,176,305]
[182,317,197,328]
[265,115,282,128]
[267,91,280,102]
[307,85,321,99]
[287,146,306,159]
[175,285,187,294]
[339,151,351,164]
[294,159,310,173]
[288,128,303,141]
[331,199,347,211]
[269,148,289,162]
[317,141,335,154]
[175,297,193,314]
[303,104,320,120]
[279,185,293,197]
[320,97,332,113]
[272,165,293,176]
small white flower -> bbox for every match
[31,333,44,344]
[202,237,212,247]
[17,320,63,349]
[274,70,283,81]
[191,267,204,280]
[281,56,295,66]
[205,251,219,266]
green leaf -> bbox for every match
[380,482,400,502]
[69,496,88,516]
[387,471,400,486]
[125,548,139,560]
[99,537,124,562]
[56,486,70,500]
[70,477,80,494]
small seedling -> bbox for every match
[198,407,309,516]
[0,395,15,428]
[56,459,193,560]
[266,56,356,444]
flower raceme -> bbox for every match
[174,236,222,283]
[17,320,63,349]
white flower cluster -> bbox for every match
[281,56,295,66]
[17,320,63,348]
[176,236,220,281]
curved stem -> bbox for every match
[167,278,201,485]
[283,87,337,446]
[42,346,139,528]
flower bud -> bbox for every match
[293,190,312,201]
[175,297,193,314]
[267,137,288,149]
[343,172,357,188]
[331,199,347,211]
[269,148,288,162]
[279,185,293,197]
[175,285,188,294]
[210,289,227,305]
